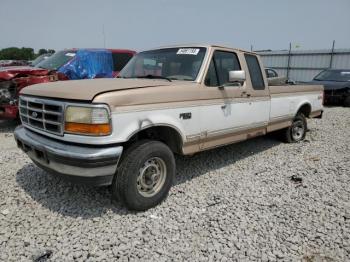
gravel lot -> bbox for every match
[0,107,349,261]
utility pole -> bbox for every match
[286,42,292,79]
[102,24,106,48]
[329,40,335,68]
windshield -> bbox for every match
[314,70,350,82]
[119,47,206,81]
[36,50,77,70]
[30,54,51,67]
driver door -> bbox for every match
[199,50,268,150]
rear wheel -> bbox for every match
[112,140,175,211]
[282,113,307,143]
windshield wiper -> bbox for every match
[136,75,172,82]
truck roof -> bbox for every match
[144,44,255,55]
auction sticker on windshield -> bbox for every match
[177,48,200,55]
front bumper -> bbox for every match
[14,126,123,186]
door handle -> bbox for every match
[241,91,251,98]
[221,104,227,109]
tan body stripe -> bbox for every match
[182,111,319,155]
[270,91,323,97]
[114,96,271,113]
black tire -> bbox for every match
[344,95,350,107]
[112,140,175,211]
[282,113,307,143]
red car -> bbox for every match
[0,48,136,120]
[0,60,30,67]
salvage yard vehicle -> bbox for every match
[14,44,323,211]
[30,53,52,67]
[265,68,279,78]
[0,48,135,120]
[309,69,350,106]
[265,67,296,86]
[0,60,29,67]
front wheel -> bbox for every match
[112,140,175,211]
[282,113,307,143]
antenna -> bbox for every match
[102,24,106,48]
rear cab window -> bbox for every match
[244,54,265,90]
[205,50,241,86]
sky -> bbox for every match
[0,0,349,52]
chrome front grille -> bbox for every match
[19,96,64,136]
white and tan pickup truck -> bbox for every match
[14,44,323,210]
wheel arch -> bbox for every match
[296,102,312,118]
[126,124,185,154]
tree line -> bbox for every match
[0,47,55,61]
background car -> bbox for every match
[29,53,52,67]
[265,68,278,78]
[309,69,350,106]
[0,48,136,120]
[0,60,29,67]
[265,67,296,85]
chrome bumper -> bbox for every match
[14,126,123,186]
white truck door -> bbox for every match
[199,50,270,150]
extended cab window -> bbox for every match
[112,53,133,72]
[245,54,265,90]
[205,51,241,86]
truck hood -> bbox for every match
[0,66,49,81]
[20,78,175,101]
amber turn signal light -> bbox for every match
[65,122,111,136]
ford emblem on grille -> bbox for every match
[31,112,38,118]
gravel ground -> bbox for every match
[0,107,349,262]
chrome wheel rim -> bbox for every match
[292,120,304,140]
[137,157,167,198]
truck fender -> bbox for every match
[112,112,187,143]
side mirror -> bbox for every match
[229,70,246,83]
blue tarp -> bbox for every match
[58,49,113,80]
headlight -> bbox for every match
[64,105,111,136]
[0,88,11,99]
[0,81,15,103]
